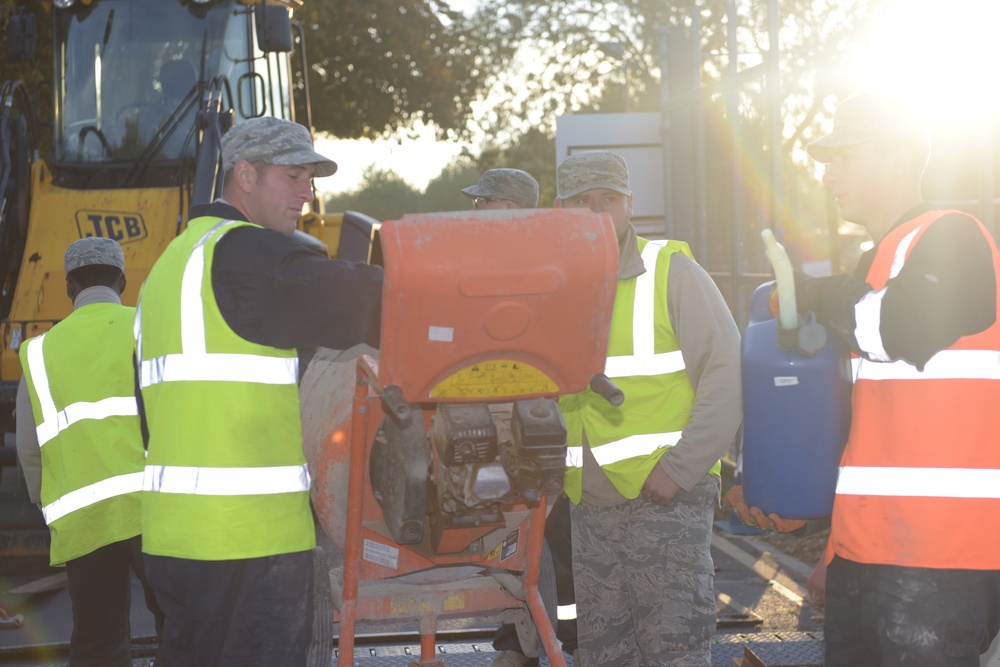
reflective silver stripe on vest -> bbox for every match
[853,227,922,362]
[24,335,139,447]
[837,466,1000,498]
[41,471,144,524]
[139,354,298,387]
[566,430,683,467]
[852,350,1000,381]
[604,241,685,379]
[143,464,311,495]
[557,603,577,620]
[853,289,890,362]
[137,220,298,388]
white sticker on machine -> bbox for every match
[428,325,454,342]
[774,376,799,387]
[363,539,400,570]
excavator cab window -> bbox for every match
[51,0,293,168]
[53,0,233,163]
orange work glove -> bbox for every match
[725,484,807,533]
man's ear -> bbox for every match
[66,276,80,302]
[553,197,564,209]
[115,273,127,296]
[234,160,257,192]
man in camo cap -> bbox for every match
[63,235,126,274]
[554,150,741,667]
[136,117,382,666]
[17,236,165,665]
[462,168,539,209]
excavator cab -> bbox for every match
[0,0,308,562]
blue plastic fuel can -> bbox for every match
[741,281,852,519]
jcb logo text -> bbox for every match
[76,210,148,244]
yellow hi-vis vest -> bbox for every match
[19,303,144,566]
[561,237,721,503]
[136,216,314,560]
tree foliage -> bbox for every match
[296,0,485,140]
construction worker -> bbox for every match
[759,91,1000,665]
[16,237,163,667]
[460,168,578,667]
[554,150,742,666]
[461,167,540,209]
[135,117,382,666]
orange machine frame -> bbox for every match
[308,210,619,667]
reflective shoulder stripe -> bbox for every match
[565,431,683,468]
[853,289,890,361]
[139,353,299,388]
[604,350,684,378]
[888,227,922,281]
[23,334,57,428]
[632,240,663,357]
[36,396,139,447]
[837,466,1000,499]
[606,241,686,378]
[42,471,144,524]
[180,220,239,355]
[143,464,311,495]
[853,223,938,363]
[852,350,1000,381]
[557,603,577,620]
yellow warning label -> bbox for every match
[429,359,558,398]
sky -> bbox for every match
[315,123,466,197]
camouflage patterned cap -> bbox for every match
[221,117,337,177]
[461,168,539,207]
[806,92,930,163]
[556,150,630,199]
[64,237,125,274]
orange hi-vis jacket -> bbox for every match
[830,210,1000,570]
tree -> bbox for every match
[464,0,875,150]
[296,0,486,140]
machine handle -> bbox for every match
[589,374,624,407]
[380,385,413,429]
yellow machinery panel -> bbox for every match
[0,161,187,382]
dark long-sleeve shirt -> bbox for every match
[204,201,383,349]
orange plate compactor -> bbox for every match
[300,209,619,667]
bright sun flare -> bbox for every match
[853,0,1000,125]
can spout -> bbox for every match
[761,229,798,331]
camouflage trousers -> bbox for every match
[570,475,719,667]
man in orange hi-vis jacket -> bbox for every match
[757,91,1000,667]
